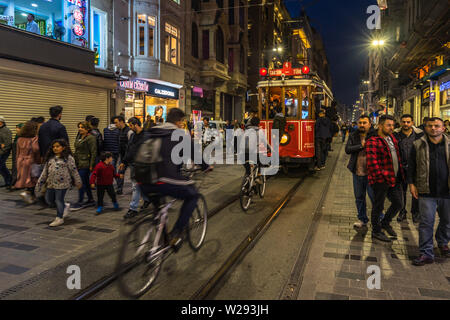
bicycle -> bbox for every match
[116,168,208,299]
[239,162,266,211]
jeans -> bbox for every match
[401,181,419,215]
[46,188,67,218]
[110,152,120,186]
[352,174,374,224]
[97,185,117,207]
[78,168,93,203]
[418,197,450,258]
[116,155,127,192]
[315,138,327,167]
[371,181,404,233]
[129,181,150,211]
[341,131,346,143]
[141,183,199,232]
[0,152,12,186]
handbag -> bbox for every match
[31,163,43,178]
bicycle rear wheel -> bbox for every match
[117,217,165,299]
[187,194,208,251]
[239,176,252,211]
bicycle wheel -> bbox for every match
[188,194,208,251]
[258,174,266,198]
[117,217,165,299]
[239,176,252,211]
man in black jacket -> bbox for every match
[140,108,211,248]
[394,114,423,222]
[314,109,331,170]
[89,117,103,162]
[38,106,69,157]
[119,117,151,219]
[345,114,375,228]
[113,115,132,194]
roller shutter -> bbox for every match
[0,73,109,164]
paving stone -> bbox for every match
[418,288,450,299]
[335,271,365,281]
[0,264,29,275]
[333,285,367,298]
[315,292,349,300]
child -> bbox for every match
[90,152,122,214]
[35,139,82,227]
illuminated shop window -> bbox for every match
[0,0,89,48]
[165,22,180,65]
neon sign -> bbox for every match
[67,0,88,48]
[118,80,150,92]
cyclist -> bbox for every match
[140,108,211,249]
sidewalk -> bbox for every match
[0,164,243,294]
[298,141,450,300]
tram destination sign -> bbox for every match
[267,62,310,77]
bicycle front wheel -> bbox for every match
[188,194,208,251]
[239,176,252,211]
[258,174,266,198]
[117,217,165,299]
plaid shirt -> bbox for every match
[365,134,404,186]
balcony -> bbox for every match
[200,59,231,86]
[0,23,95,74]
[227,71,247,93]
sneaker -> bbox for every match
[314,166,321,171]
[63,203,71,218]
[82,199,96,208]
[438,245,450,258]
[353,221,367,228]
[20,191,35,205]
[372,231,391,242]
[113,202,120,211]
[141,201,150,210]
[123,209,138,219]
[381,224,397,239]
[413,254,434,266]
[319,166,326,170]
[169,229,183,252]
[96,206,103,214]
[49,217,64,227]
[396,210,407,222]
[70,203,83,211]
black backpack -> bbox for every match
[133,137,163,184]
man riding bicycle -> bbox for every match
[139,108,211,249]
[242,116,271,179]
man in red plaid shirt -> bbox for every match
[366,115,404,242]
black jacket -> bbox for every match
[103,124,119,154]
[393,127,424,168]
[315,116,331,139]
[90,128,104,156]
[38,118,69,157]
[122,130,147,167]
[345,128,376,174]
[148,123,207,185]
[118,126,131,157]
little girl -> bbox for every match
[90,152,122,214]
[35,139,82,227]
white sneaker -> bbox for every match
[63,203,71,218]
[20,191,35,204]
[49,217,64,227]
[353,221,367,228]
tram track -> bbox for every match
[70,169,309,300]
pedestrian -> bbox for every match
[366,114,404,242]
[10,123,24,190]
[15,121,41,204]
[340,122,348,143]
[71,121,97,210]
[444,120,449,135]
[394,114,423,223]
[38,106,69,157]
[345,115,376,228]
[113,115,132,195]
[103,117,120,175]
[119,117,150,219]
[314,109,331,170]
[272,106,286,137]
[90,152,121,214]
[89,117,104,163]
[35,139,82,227]
[143,115,155,131]
[329,120,339,152]
[0,116,12,188]
[417,117,430,131]
[408,117,450,266]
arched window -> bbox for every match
[192,23,198,58]
[216,27,224,63]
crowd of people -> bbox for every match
[344,113,449,266]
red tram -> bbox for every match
[257,62,334,172]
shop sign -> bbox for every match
[440,81,450,92]
[148,83,179,99]
[118,79,149,92]
[192,86,204,98]
[67,0,89,47]
[268,62,310,77]
[422,87,430,101]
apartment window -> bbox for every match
[165,22,180,65]
[228,0,235,24]
[192,23,199,58]
[91,7,107,69]
[202,30,209,59]
[216,27,224,63]
[137,14,156,57]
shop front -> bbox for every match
[421,86,430,119]
[117,79,180,124]
[439,77,450,120]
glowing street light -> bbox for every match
[372,39,386,47]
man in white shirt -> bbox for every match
[26,14,40,35]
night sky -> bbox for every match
[284,0,378,106]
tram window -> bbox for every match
[302,99,309,119]
[284,87,298,118]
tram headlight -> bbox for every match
[280,132,291,146]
